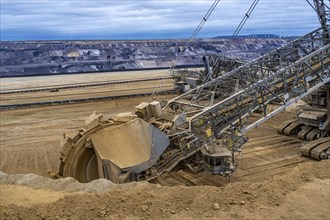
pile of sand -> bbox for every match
[0,171,117,193]
[1,160,329,219]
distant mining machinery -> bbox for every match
[173,55,244,93]
[57,0,329,183]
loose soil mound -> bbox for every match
[1,160,329,220]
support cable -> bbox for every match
[306,0,317,12]
[233,0,260,36]
[149,0,221,100]
[183,0,261,113]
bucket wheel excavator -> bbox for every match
[57,0,330,183]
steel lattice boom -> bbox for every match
[146,26,330,180]
[58,1,330,183]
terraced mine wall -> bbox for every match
[0,38,290,77]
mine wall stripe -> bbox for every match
[0,90,175,111]
[0,64,204,78]
[0,76,174,94]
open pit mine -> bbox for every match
[0,1,329,219]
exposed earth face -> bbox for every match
[0,38,289,77]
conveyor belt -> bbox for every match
[0,89,175,111]
[0,76,173,94]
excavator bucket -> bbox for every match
[60,118,170,183]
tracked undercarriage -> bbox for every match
[301,137,330,160]
[278,84,330,160]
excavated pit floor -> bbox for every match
[0,72,329,219]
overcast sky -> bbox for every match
[0,0,322,41]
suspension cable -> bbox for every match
[183,0,260,113]
[233,0,260,36]
[148,0,221,101]
[306,0,317,12]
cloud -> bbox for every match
[0,0,323,40]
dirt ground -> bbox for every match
[0,72,329,219]
[0,161,329,220]
[0,70,174,106]
[0,95,174,176]
[0,70,172,91]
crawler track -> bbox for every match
[301,137,330,160]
